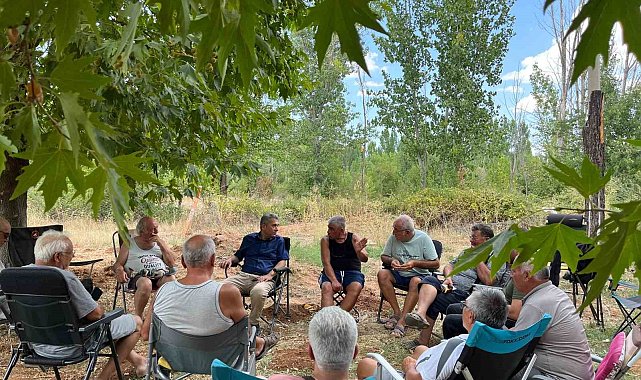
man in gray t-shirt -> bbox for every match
[377,215,439,337]
[30,230,147,380]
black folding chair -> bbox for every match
[112,230,134,311]
[0,266,125,380]
[376,239,443,323]
[610,279,641,337]
[225,237,291,334]
[8,225,102,275]
[146,314,256,380]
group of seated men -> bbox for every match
[0,212,597,380]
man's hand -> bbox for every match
[331,280,343,293]
[354,237,368,253]
[114,266,129,284]
[257,274,273,282]
[443,277,453,287]
[402,356,417,373]
[390,259,403,270]
[219,257,234,270]
[396,260,415,271]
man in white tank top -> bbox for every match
[142,235,278,360]
[113,216,176,317]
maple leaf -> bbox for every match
[50,57,111,99]
[544,156,611,199]
[544,0,641,85]
[302,0,387,75]
[11,148,86,211]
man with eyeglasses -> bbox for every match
[377,215,439,338]
[407,224,511,347]
[28,229,147,379]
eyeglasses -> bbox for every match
[392,227,410,233]
[56,250,75,258]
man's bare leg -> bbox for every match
[97,317,146,380]
[377,269,401,318]
[396,276,422,330]
[320,282,335,308]
[134,277,153,318]
[338,282,362,312]
[417,317,436,346]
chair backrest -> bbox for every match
[150,313,250,374]
[7,225,63,267]
[112,229,136,259]
[433,239,443,259]
[447,314,552,380]
[212,358,260,380]
[0,266,85,346]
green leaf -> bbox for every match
[113,153,160,184]
[12,105,41,154]
[50,56,111,99]
[624,139,641,147]
[302,0,387,74]
[51,0,81,54]
[11,148,85,211]
[544,156,611,198]
[0,134,18,172]
[449,226,519,278]
[83,165,107,216]
[515,223,592,272]
[0,61,16,101]
[111,2,142,72]
[0,0,45,27]
[58,92,87,164]
[565,0,641,84]
[156,0,190,36]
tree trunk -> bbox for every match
[0,155,29,226]
[219,172,228,196]
[583,88,605,237]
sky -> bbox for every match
[343,0,571,129]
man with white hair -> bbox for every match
[142,235,278,360]
[320,215,368,312]
[30,230,147,379]
[511,263,593,380]
[357,288,508,380]
[377,215,439,337]
[269,306,359,380]
[113,216,176,317]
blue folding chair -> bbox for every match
[447,314,551,380]
[211,359,261,380]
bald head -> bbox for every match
[182,235,216,268]
[0,217,10,246]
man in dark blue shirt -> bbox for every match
[220,213,289,327]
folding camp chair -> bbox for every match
[609,279,641,336]
[8,224,103,275]
[212,359,261,380]
[225,237,291,334]
[366,314,551,380]
[145,314,256,380]
[111,230,176,312]
[0,266,125,380]
[376,239,443,323]
[591,327,641,380]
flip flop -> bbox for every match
[405,312,430,329]
[383,315,400,330]
[390,324,405,338]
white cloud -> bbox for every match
[496,85,524,94]
[516,94,537,113]
[365,80,384,87]
[348,51,382,78]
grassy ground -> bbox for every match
[1,212,640,379]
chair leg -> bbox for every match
[377,293,385,323]
[83,355,98,380]
[285,273,290,318]
[54,366,62,380]
[2,348,20,380]
[113,284,119,310]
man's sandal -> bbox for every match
[390,324,405,338]
[405,312,430,329]
[383,315,400,330]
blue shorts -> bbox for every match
[319,270,365,288]
[390,270,435,288]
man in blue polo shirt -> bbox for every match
[220,213,289,327]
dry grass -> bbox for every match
[4,211,640,379]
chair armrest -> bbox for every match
[366,353,404,380]
[79,308,124,333]
[274,267,290,275]
[591,353,603,363]
[70,258,104,267]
